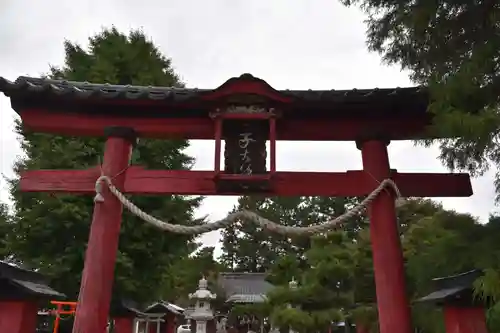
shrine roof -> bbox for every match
[110,299,148,318]
[0,261,65,299]
[144,300,184,315]
[416,269,483,305]
[432,269,483,291]
[225,294,267,303]
[217,273,274,303]
[0,74,427,114]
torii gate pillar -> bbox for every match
[72,127,136,333]
[358,139,412,333]
[0,74,474,333]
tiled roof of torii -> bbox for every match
[0,73,435,140]
[0,73,427,110]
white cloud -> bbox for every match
[0,0,497,254]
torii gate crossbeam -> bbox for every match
[0,74,473,333]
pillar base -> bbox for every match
[0,300,38,333]
[444,306,488,333]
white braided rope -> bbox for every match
[94,175,404,236]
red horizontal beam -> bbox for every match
[20,110,213,140]
[392,173,472,197]
[19,109,431,140]
[217,113,274,120]
[21,167,101,194]
[20,167,472,197]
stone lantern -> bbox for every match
[189,276,217,333]
[289,278,298,290]
[288,278,298,333]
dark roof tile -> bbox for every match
[144,301,184,315]
[0,76,205,102]
[416,269,483,304]
[0,76,426,105]
[110,299,148,317]
[433,269,483,291]
[0,261,65,299]
[217,273,274,299]
[0,261,46,282]
[225,294,267,303]
[11,279,65,299]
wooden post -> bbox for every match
[214,117,222,176]
[269,116,276,175]
[359,139,412,333]
[53,303,62,333]
[72,127,136,333]
[444,306,488,333]
[149,320,158,333]
[0,301,38,333]
[114,317,135,333]
[165,313,176,333]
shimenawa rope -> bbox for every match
[93,175,404,236]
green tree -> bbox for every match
[349,228,377,332]
[220,196,363,272]
[399,201,500,332]
[268,232,354,333]
[267,254,303,286]
[396,198,443,234]
[341,0,500,199]
[402,207,480,333]
[166,246,225,305]
[268,199,491,333]
[0,203,13,261]
[7,27,202,304]
[467,215,500,332]
[403,208,481,294]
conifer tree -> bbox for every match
[341,0,500,200]
[7,28,203,303]
[220,196,363,272]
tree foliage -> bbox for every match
[264,199,500,332]
[268,232,354,333]
[166,246,226,305]
[341,0,500,199]
[7,27,202,304]
[0,203,13,261]
[220,196,363,273]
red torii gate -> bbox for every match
[0,74,472,333]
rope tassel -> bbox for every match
[93,175,405,236]
[93,176,107,203]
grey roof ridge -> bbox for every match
[0,75,426,96]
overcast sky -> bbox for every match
[1,0,498,253]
